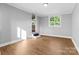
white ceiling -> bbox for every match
[8,3,76,17]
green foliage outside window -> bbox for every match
[32,19,36,25]
[49,16,61,26]
[32,15,36,25]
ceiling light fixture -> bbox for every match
[42,3,48,7]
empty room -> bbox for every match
[0,3,79,55]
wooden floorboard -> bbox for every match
[0,35,78,55]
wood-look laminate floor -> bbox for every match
[0,35,78,55]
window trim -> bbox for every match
[48,16,61,27]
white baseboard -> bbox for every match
[41,34,79,53]
[0,39,23,47]
[71,38,79,53]
[0,35,79,54]
[41,34,72,39]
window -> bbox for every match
[17,27,21,38]
[49,16,61,27]
[32,15,36,32]
[17,27,27,40]
[21,29,26,39]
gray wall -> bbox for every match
[0,3,32,44]
[72,4,79,48]
[39,14,72,37]
[0,4,11,44]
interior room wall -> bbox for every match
[0,3,32,44]
[72,4,79,49]
[39,14,72,37]
[0,4,11,44]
